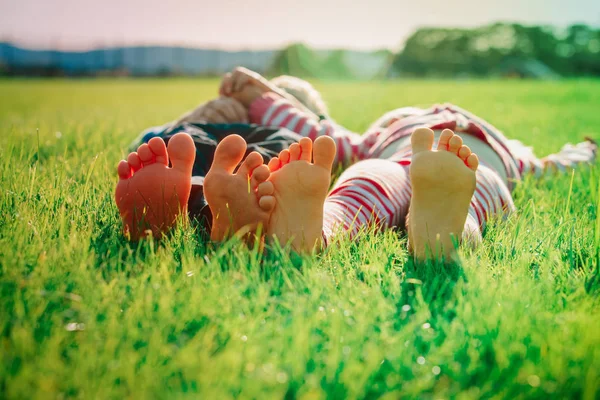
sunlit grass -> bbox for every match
[0,78,599,398]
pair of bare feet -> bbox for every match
[115,133,336,252]
[203,134,336,250]
[115,128,479,259]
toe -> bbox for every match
[448,135,463,154]
[117,160,132,179]
[411,128,435,154]
[148,137,168,165]
[127,152,142,172]
[458,145,471,162]
[299,137,313,162]
[210,134,246,173]
[437,129,454,150]
[259,195,276,212]
[138,144,155,165]
[466,153,479,171]
[168,133,196,175]
[313,136,337,170]
[257,181,274,197]
[289,143,301,161]
[237,151,264,177]
[279,149,290,165]
[250,164,270,187]
[268,157,282,172]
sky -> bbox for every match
[0,0,599,51]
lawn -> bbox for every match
[0,78,599,399]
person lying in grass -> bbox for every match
[122,69,334,236]
[115,68,597,259]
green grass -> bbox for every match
[1,78,599,399]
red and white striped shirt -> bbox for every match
[249,93,372,168]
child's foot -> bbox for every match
[266,136,336,252]
[204,135,276,242]
[115,133,195,241]
[408,128,479,260]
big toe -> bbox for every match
[411,128,435,154]
[167,133,195,174]
[211,134,246,174]
[312,136,337,170]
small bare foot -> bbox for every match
[115,133,195,240]
[204,135,275,242]
[266,136,336,252]
[408,128,479,260]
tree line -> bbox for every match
[2,23,599,78]
[391,23,600,77]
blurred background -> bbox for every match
[0,0,599,79]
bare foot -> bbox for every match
[204,135,275,242]
[115,133,195,241]
[408,128,479,260]
[266,136,336,252]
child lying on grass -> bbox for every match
[123,69,332,233]
[115,68,597,259]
